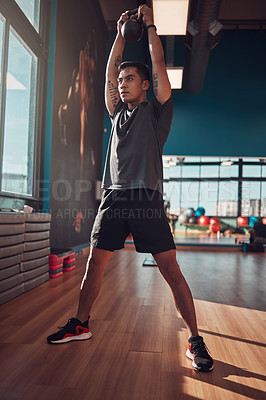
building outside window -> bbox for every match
[217,181,238,217]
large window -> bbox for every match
[2,29,37,195]
[182,165,200,178]
[163,157,266,217]
[242,165,261,178]
[218,181,238,216]
[164,181,181,215]
[0,0,48,200]
[199,181,218,216]
[181,181,200,211]
[242,181,261,217]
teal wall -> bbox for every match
[43,0,57,212]
[165,30,266,157]
[102,29,266,166]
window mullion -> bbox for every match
[27,57,37,195]
[0,17,9,190]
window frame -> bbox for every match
[0,0,49,207]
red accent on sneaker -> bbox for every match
[188,343,195,360]
[62,326,89,340]
[76,326,89,335]
[63,333,76,339]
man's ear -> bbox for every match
[143,80,150,91]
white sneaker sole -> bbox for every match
[186,349,214,371]
[50,331,92,344]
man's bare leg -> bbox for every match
[47,247,112,344]
[75,246,113,322]
[153,249,198,337]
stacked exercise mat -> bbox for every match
[21,213,50,292]
[0,212,51,305]
[0,212,25,305]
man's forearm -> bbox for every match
[106,33,126,81]
[147,27,165,65]
[105,11,128,114]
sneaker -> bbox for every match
[47,317,92,344]
[186,335,214,372]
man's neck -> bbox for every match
[127,97,148,110]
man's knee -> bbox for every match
[159,261,181,280]
[86,247,112,273]
[154,250,182,280]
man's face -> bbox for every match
[117,67,148,104]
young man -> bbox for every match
[47,5,213,372]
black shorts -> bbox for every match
[90,188,176,254]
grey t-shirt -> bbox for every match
[102,95,173,194]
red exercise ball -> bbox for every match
[210,222,220,233]
[210,217,220,225]
[237,216,249,227]
[262,218,266,225]
[198,215,210,226]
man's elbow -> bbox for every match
[152,56,165,67]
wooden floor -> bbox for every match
[0,245,266,400]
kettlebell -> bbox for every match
[121,8,143,42]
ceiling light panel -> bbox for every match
[153,0,189,35]
[167,67,183,89]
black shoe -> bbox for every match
[186,335,214,372]
[47,317,92,344]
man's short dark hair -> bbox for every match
[118,61,150,83]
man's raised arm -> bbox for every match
[105,12,128,116]
[138,5,171,105]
